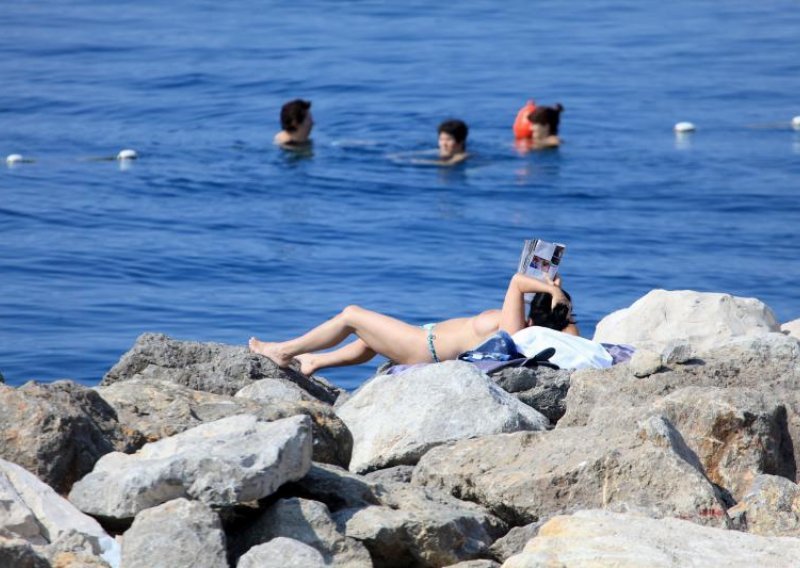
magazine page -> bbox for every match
[517,239,566,306]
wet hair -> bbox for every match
[528,104,563,136]
[280,99,311,132]
[528,289,573,331]
[438,119,469,147]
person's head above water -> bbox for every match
[528,104,563,143]
[275,99,313,145]
[528,288,573,331]
[437,119,469,161]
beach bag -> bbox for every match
[512,326,613,370]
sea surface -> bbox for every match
[2,1,799,390]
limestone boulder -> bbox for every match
[561,333,800,429]
[413,415,729,528]
[69,414,312,520]
[285,463,382,511]
[0,458,119,566]
[490,367,572,423]
[649,386,794,499]
[286,463,504,567]
[488,521,545,563]
[230,497,371,567]
[336,361,549,473]
[236,377,318,404]
[629,348,664,377]
[782,318,800,339]
[502,509,800,567]
[96,379,352,467]
[560,333,800,488]
[120,498,227,568]
[444,561,500,568]
[728,475,800,536]
[0,537,50,568]
[237,538,326,568]
[334,482,504,568]
[101,332,342,403]
[593,289,779,352]
[0,381,139,494]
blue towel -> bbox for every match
[457,330,525,362]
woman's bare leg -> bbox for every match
[249,305,430,367]
[295,339,376,375]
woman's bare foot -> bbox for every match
[294,353,318,376]
[248,337,295,368]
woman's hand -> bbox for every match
[546,274,568,309]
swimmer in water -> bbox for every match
[529,104,563,148]
[437,119,469,165]
[514,103,563,150]
[274,99,314,147]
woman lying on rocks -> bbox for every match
[249,273,578,375]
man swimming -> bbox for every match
[274,99,314,147]
[437,119,469,164]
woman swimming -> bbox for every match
[514,102,564,150]
[249,272,578,376]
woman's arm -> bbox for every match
[499,273,566,334]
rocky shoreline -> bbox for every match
[2,289,800,567]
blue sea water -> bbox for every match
[1,1,799,390]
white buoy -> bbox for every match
[116,149,138,160]
[792,116,800,131]
[6,153,24,165]
[674,122,696,133]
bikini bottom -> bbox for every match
[421,323,440,363]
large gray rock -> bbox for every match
[0,536,50,568]
[0,458,119,567]
[237,537,327,568]
[502,509,800,567]
[649,386,794,500]
[285,463,383,512]
[334,482,504,568]
[593,289,779,352]
[488,521,545,563]
[0,381,139,494]
[728,474,800,536]
[231,497,371,567]
[96,379,352,467]
[560,333,800,488]
[236,378,318,404]
[69,414,312,520]
[120,498,227,568]
[490,367,572,424]
[337,361,549,473]
[413,415,729,528]
[102,332,342,403]
[286,463,504,567]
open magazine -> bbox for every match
[517,239,566,308]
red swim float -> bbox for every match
[513,100,537,139]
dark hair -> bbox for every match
[528,104,563,135]
[438,119,469,146]
[280,99,311,132]
[528,289,573,331]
